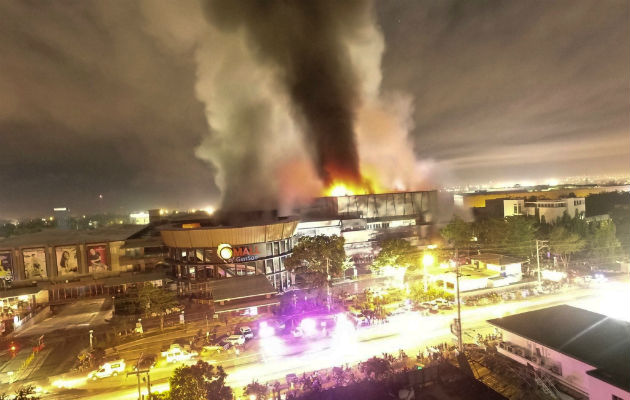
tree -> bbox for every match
[245,381,268,400]
[138,284,178,331]
[359,356,391,380]
[441,216,473,249]
[0,386,40,400]
[549,226,585,270]
[371,239,419,274]
[284,235,346,287]
[586,220,620,262]
[473,216,536,259]
[167,361,231,400]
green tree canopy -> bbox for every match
[441,216,473,248]
[586,220,620,262]
[244,381,268,400]
[359,356,392,380]
[284,235,346,280]
[167,361,231,400]
[138,284,178,331]
[549,226,586,269]
[371,239,418,273]
[0,385,40,400]
[473,216,536,258]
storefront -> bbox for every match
[160,216,299,291]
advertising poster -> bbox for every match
[0,252,13,281]
[87,244,109,273]
[23,248,47,279]
[56,246,79,276]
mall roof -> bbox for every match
[208,275,276,302]
[488,305,630,391]
[0,226,146,248]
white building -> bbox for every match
[488,305,630,400]
[525,198,585,223]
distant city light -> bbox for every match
[204,206,215,214]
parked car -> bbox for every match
[161,344,197,363]
[212,334,231,350]
[225,334,245,346]
[238,326,254,340]
[438,304,453,311]
[89,360,126,380]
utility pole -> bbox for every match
[536,240,549,286]
[131,352,144,400]
[455,248,463,353]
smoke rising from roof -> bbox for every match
[142,0,425,211]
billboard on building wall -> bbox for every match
[56,246,79,276]
[0,252,13,281]
[86,244,109,273]
[23,248,47,279]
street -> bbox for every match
[28,278,628,399]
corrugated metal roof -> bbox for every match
[160,220,298,248]
[0,226,146,249]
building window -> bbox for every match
[266,243,273,256]
[265,259,273,274]
[273,242,280,255]
[280,240,286,254]
[513,205,518,214]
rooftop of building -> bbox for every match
[488,305,630,391]
[471,253,524,265]
[160,210,299,230]
[0,225,146,249]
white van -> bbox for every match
[89,360,126,379]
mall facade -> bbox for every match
[159,213,299,291]
[0,190,438,333]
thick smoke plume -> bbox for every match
[203,1,368,186]
[141,0,425,211]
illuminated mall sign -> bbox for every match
[217,244,262,262]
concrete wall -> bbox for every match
[586,373,630,400]
[503,200,524,217]
[501,330,595,395]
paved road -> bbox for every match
[33,279,628,399]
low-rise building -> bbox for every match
[488,305,630,400]
[427,253,523,293]
[524,197,586,223]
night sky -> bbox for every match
[0,0,628,218]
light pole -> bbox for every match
[455,263,463,353]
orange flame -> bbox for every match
[323,173,382,197]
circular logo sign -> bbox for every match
[217,244,233,260]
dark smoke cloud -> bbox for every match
[203,1,370,185]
